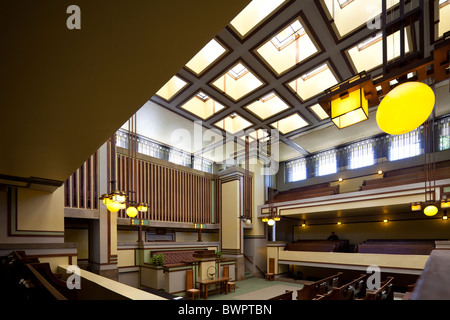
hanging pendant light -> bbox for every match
[376,82,435,135]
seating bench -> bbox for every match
[315,274,367,300]
[287,240,349,252]
[151,250,207,268]
[268,290,293,300]
[270,183,340,203]
[297,272,343,300]
[361,277,394,300]
[285,242,338,252]
[355,244,434,255]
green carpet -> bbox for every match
[194,277,304,300]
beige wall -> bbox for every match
[65,228,89,260]
[221,180,241,251]
[17,187,64,232]
[0,186,65,244]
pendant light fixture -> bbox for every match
[100,113,148,217]
[376,82,435,135]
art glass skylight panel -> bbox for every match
[346,29,411,73]
[185,39,228,76]
[214,113,253,135]
[179,92,226,120]
[155,75,189,101]
[320,0,399,39]
[256,19,319,75]
[211,62,264,101]
[287,63,339,101]
[309,103,329,120]
[229,0,288,38]
[244,92,291,120]
[269,113,309,135]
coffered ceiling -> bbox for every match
[145,0,450,164]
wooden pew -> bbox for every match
[287,240,350,252]
[271,183,340,203]
[297,272,343,300]
[269,290,293,300]
[285,242,338,252]
[355,243,434,255]
[360,162,450,191]
[361,277,395,300]
[29,262,77,300]
[315,274,367,300]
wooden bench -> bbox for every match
[359,162,450,191]
[361,277,394,300]
[355,243,434,255]
[297,272,343,300]
[269,290,293,300]
[315,274,367,300]
[287,240,350,252]
[285,242,338,252]
[271,183,340,203]
[1,251,72,301]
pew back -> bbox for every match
[297,272,343,300]
[362,277,395,300]
[269,290,293,300]
[317,274,367,300]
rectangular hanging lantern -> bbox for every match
[331,87,369,129]
[318,72,376,130]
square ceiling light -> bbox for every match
[255,18,319,76]
[346,29,411,73]
[214,113,253,135]
[269,113,309,135]
[244,92,291,120]
[319,0,399,40]
[308,103,329,120]
[229,0,288,39]
[211,62,264,101]
[185,38,228,76]
[179,92,226,120]
[287,63,339,101]
[155,75,189,101]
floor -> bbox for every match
[178,276,405,300]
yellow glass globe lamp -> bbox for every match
[423,205,438,217]
[126,206,138,218]
[106,201,122,213]
[267,219,275,226]
[376,82,435,135]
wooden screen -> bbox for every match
[64,151,98,210]
[115,153,217,224]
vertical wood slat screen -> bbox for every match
[64,151,98,210]
[116,154,216,224]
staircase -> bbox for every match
[244,268,254,280]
